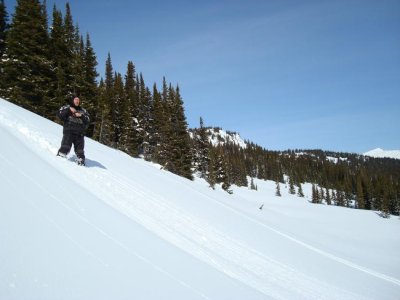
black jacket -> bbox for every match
[57,104,90,134]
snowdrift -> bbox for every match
[0,99,399,300]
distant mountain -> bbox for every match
[364,148,400,160]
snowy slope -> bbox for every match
[1,98,399,300]
[364,148,400,160]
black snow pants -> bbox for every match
[58,132,85,160]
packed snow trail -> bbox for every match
[1,99,399,300]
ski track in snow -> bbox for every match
[0,151,212,300]
[1,105,399,299]
[63,165,361,300]
[183,183,400,287]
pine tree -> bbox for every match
[212,146,231,193]
[297,183,304,197]
[96,53,114,145]
[0,0,9,96]
[166,84,193,179]
[0,0,8,60]
[138,75,153,159]
[336,189,345,207]
[194,117,210,178]
[207,146,218,189]
[356,176,365,209]
[48,5,66,118]
[250,177,257,190]
[113,72,127,149]
[325,188,331,205]
[319,187,325,203]
[82,33,98,136]
[275,180,281,197]
[2,0,52,113]
[123,61,140,156]
[380,190,390,218]
[62,2,76,97]
[312,184,319,204]
[288,176,296,195]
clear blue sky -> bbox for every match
[6,0,400,153]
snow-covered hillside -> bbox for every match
[1,98,399,300]
[364,148,400,160]
[204,127,247,148]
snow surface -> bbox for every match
[1,98,399,300]
[364,148,400,160]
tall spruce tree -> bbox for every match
[0,0,8,60]
[167,85,193,179]
[207,146,218,189]
[297,183,304,197]
[288,177,296,195]
[2,0,52,113]
[82,33,98,137]
[356,176,365,209]
[123,61,140,156]
[96,53,114,145]
[195,117,210,178]
[152,82,170,165]
[113,72,127,149]
[48,5,66,117]
[0,0,9,96]
[326,188,331,205]
[62,2,76,97]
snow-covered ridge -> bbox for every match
[207,127,247,148]
[364,148,400,160]
[1,99,400,300]
[189,127,247,148]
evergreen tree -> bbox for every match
[212,146,231,193]
[380,190,390,218]
[166,84,193,179]
[62,2,76,97]
[319,187,325,203]
[194,117,210,179]
[48,5,66,117]
[288,177,296,195]
[275,180,281,197]
[2,0,52,113]
[325,188,331,205]
[250,177,257,190]
[312,184,319,204]
[113,72,127,149]
[82,33,98,136]
[123,61,140,156]
[0,0,9,97]
[336,189,345,207]
[356,176,365,209]
[297,183,304,197]
[96,53,114,145]
[207,146,218,189]
[0,0,8,61]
